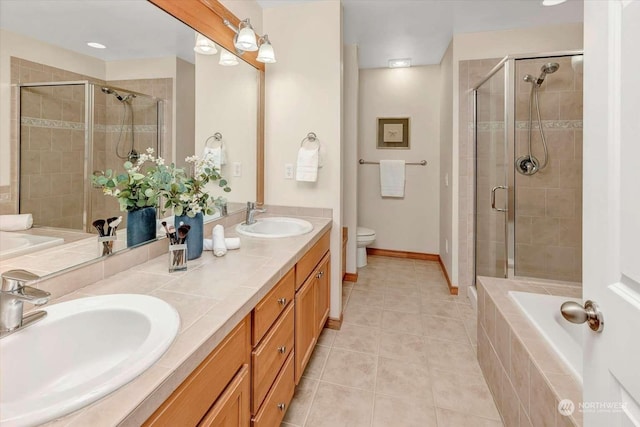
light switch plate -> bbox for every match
[232,162,241,177]
[285,164,294,179]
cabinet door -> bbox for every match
[294,275,316,384]
[314,253,330,335]
[199,365,250,427]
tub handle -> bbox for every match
[561,300,604,332]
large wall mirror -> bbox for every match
[0,0,264,277]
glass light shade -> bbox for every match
[257,42,276,63]
[235,27,258,51]
[542,0,567,5]
[219,49,239,66]
[194,33,217,55]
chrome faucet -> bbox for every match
[0,269,50,338]
[245,201,266,225]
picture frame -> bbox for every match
[377,117,410,149]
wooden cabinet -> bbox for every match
[294,231,331,384]
[315,253,330,335]
[144,316,250,427]
[198,365,250,427]
[252,353,295,427]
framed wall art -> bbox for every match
[377,117,410,149]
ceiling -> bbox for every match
[259,0,584,69]
[0,0,583,69]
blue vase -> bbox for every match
[175,212,204,260]
[126,206,157,248]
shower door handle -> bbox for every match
[491,186,508,212]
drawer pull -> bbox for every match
[277,345,287,354]
[277,297,287,306]
[277,403,286,411]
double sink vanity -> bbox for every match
[0,212,333,427]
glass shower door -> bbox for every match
[474,65,508,278]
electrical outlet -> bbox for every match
[445,239,449,254]
[285,163,294,179]
[232,162,241,177]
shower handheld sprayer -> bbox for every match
[516,62,559,176]
[101,86,139,163]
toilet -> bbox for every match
[356,227,376,268]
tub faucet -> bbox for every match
[245,201,266,225]
[0,269,50,338]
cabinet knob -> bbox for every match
[316,272,321,279]
[277,403,286,411]
[277,297,287,306]
[277,345,286,354]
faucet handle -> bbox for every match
[247,201,256,210]
[2,269,40,292]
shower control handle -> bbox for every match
[560,300,604,332]
[490,186,508,212]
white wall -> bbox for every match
[194,53,258,203]
[0,29,106,186]
[220,0,263,34]
[263,1,343,319]
[342,44,358,275]
[449,22,583,289]
[358,66,441,254]
[175,58,195,168]
[439,41,454,279]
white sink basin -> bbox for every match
[0,294,180,427]
[236,217,313,238]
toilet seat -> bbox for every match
[357,227,375,238]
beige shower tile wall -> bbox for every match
[458,59,502,288]
[514,57,582,282]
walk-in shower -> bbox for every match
[18,81,162,232]
[472,52,583,283]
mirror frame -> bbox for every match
[149,0,265,205]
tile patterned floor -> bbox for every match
[282,256,504,427]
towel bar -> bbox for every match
[358,159,427,166]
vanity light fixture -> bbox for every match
[235,18,259,51]
[219,48,239,66]
[256,35,276,64]
[194,33,217,55]
[388,58,411,68]
[87,42,106,49]
[223,17,276,63]
[542,0,567,5]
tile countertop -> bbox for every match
[42,215,332,427]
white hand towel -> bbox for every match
[379,160,405,197]
[203,238,213,251]
[225,237,241,250]
[203,146,227,171]
[212,224,227,257]
[0,214,33,231]
[296,146,319,182]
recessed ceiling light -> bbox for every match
[87,42,106,49]
[542,0,567,6]
[388,58,411,68]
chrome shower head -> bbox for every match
[101,87,135,102]
[101,87,114,95]
[534,62,560,85]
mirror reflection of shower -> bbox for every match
[515,62,559,176]
[101,86,139,163]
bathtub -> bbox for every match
[509,291,583,383]
[0,231,64,260]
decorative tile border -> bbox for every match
[21,117,85,130]
[472,120,583,131]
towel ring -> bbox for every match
[300,132,319,148]
[205,132,224,148]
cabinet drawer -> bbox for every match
[252,268,294,346]
[252,352,295,427]
[252,303,294,413]
[198,365,250,427]
[144,316,250,427]
[295,230,330,290]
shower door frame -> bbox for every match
[18,80,93,232]
[471,50,584,283]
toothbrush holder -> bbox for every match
[169,244,188,272]
[97,235,117,256]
